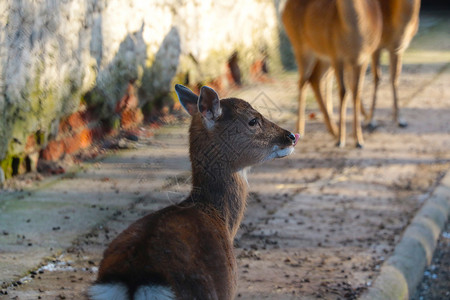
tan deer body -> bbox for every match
[89,85,299,300]
[282,0,382,147]
[368,0,421,128]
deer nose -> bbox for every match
[287,132,296,142]
[287,132,300,146]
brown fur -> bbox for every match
[92,85,297,299]
[282,0,382,147]
[368,0,421,126]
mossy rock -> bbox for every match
[0,154,26,179]
[0,156,13,179]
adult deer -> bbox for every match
[367,0,421,128]
[282,0,382,147]
[89,84,299,300]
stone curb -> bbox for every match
[359,170,450,300]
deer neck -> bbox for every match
[189,163,248,239]
[187,117,249,239]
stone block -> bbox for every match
[0,0,282,175]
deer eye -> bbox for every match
[248,118,258,126]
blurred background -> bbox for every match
[0,0,449,182]
[0,0,284,181]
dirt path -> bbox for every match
[2,12,449,300]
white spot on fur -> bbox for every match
[238,167,250,186]
[202,107,222,130]
[266,145,294,160]
[135,285,175,300]
[88,283,128,300]
[203,116,215,130]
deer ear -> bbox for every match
[175,84,198,116]
[198,86,222,129]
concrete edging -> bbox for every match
[359,170,450,300]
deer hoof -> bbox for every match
[335,141,345,148]
[356,142,364,149]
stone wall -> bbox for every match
[0,0,284,180]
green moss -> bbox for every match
[102,115,121,132]
[177,50,230,85]
[85,48,143,120]
[111,117,121,131]
[0,153,26,178]
[0,155,13,179]
[171,71,189,86]
[266,28,284,73]
[157,94,173,110]
[3,47,89,162]
[35,130,46,147]
[137,50,179,113]
[1,24,282,171]
[79,94,87,106]
[84,89,104,107]
[174,33,281,87]
[141,101,155,116]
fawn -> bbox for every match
[282,0,382,147]
[366,0,421,128]
[89,84,299,300]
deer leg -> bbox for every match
[310,62,338,137]
[389,50,407,127]
[333,61,347,148]
[351,63,368,148]
[324,69,334,119]
[296,55,316,136]
[368,49,382,130]
[297,76,308,137]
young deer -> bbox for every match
[282,0,382,147]
[367,0,421,128]
[89,84,299,300]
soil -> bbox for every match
[1,11,449,300]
